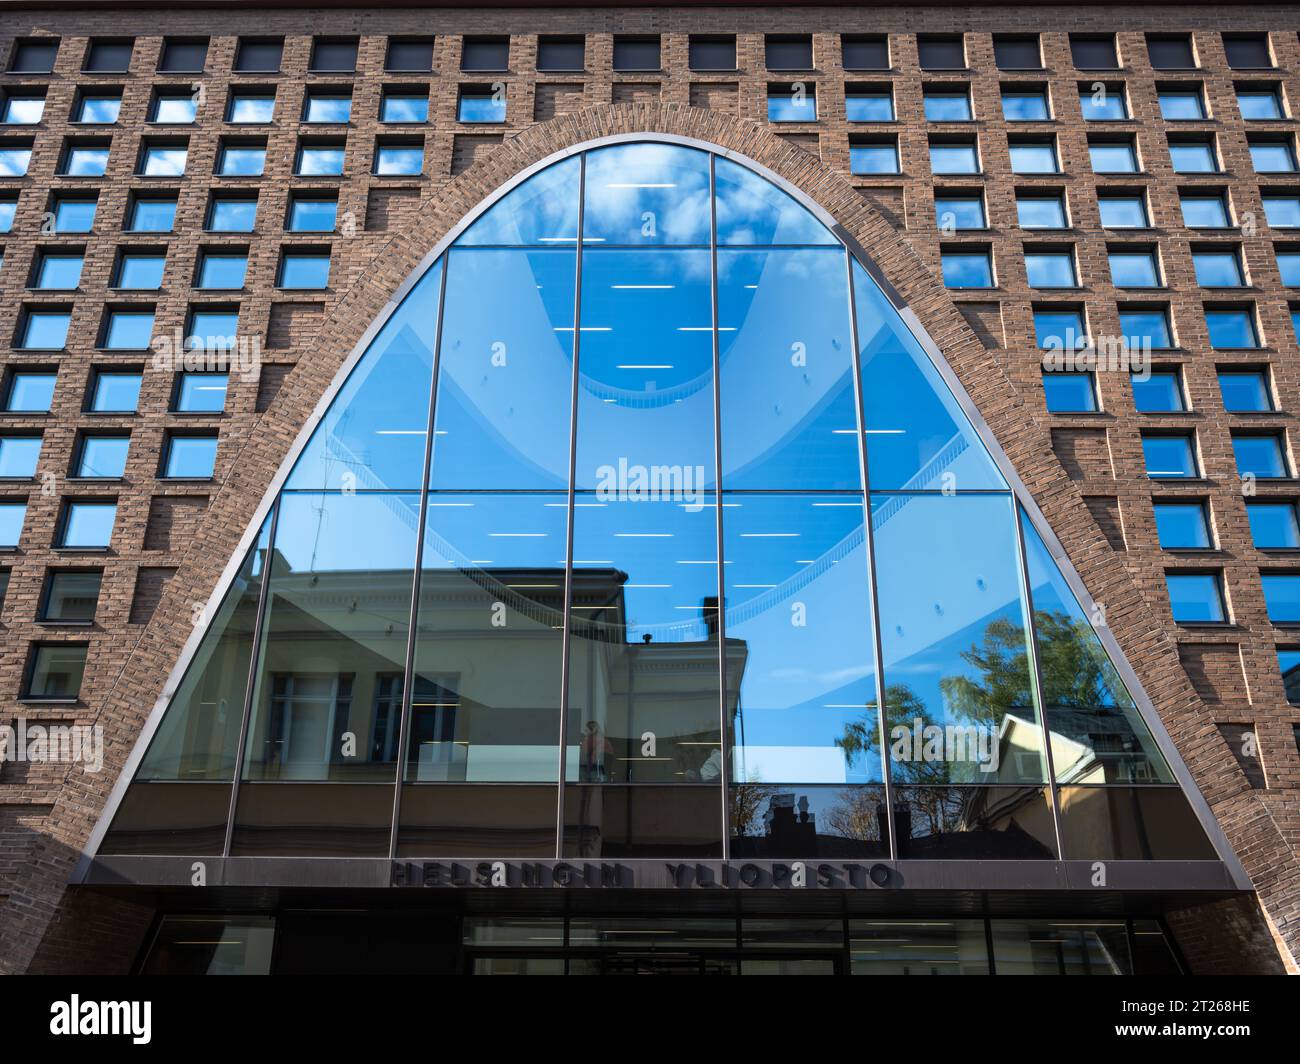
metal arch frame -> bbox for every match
[73,132,1253,892]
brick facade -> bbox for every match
[1,2,1300,974]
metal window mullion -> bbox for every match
[844,251,899,862]
[554,151,586,858]
[221,495,281,858]
[387,255,450,859]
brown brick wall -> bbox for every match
[1,4,1299,975]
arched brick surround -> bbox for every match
[8,104,1299,974]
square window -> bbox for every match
[89,371,141,412]
[1098,194,1148,228]
[3,370,56,412]
[765,34,812,71]
[42,571,102,622]
[939,249,993,288]
[1119,308,1173,348]
[59,501,115,548]
[0,145,32,175]
[278,252,330,289]
[1016,193,1067,229]
[1001,89,1049,121]
[140,144,188,177]
[923,89,971,121]
[35,252,84,290]
[1158,89,1205,120]
[1278,649,1300,700]
[1248,502,1300,548]
[1010,140,1058,173]
[152,93,197,124]
[0,435,42,478]
[288,196,337,232]
[461,36,510,72]
[74,434,129,478]
[613,36,660,72]
[1250,137,1298,173]
[175,372,228,413]
[310,38,357,73]
[1133,370,1186,412]
[61,145,108,176]
[53,197,98,233]
[1034,308,1087,349]
[0,501,25,547]
[688,35,735,71]
[304,92,352,124]
[0,196,16,233]
[127,196,177,232]
[1277,249,1300,286]
[1166,572,1226,623]
[1143,433,1198,477]
[103,309,155,350]
[75,93,121,124]
[1233,433,1289,478]
[296,143,345,176]
[918,34,965,70]
[217,142,265,177]
[374,142,424,175]
[1042,371,1097,412]
[188,310,239,351]
[850,140,899,175]
[1025,250,1077,287]
[934,195,985,229]
[1079,85,1128,120]
[1263,195,1300,228]
[1238,87,1283,120]
[843,35,889,71]
[227,92,275,124]
[768,85,817,123]
[114,252,165,289]
[538,35,585,72]
[1169,137,1218,173]
[845,90,893,122]
[386,37,434,73]
[1154,502,1212,549]
[20,310,70,349]
[1205,308,1259,348]
[1147,34,1196,70]
[84,39,133,73]
[381,92,429,123]
[208,196,257,232]
[25,643,87,699]
[1109,250,1161,287]
[1090,139,1139,173]
[930,139,980,174]
[235,38,283,74]
[1218,369,1273,412]
[994,35,1041,70]
[1182,193,1231,228]
[1193,248,1244,287]
[1262,573,1300,623]
[1071,34,1118,70]
[9,39,59,74]
[458,89,506,123]
[162,434,218,478]
[1224,33,1273,69]
[159,38,208,74]
[196,252,247,289]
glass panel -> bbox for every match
[463,917,565,946]
[429,249,574,490]
[1020,510,1174,783]
[1153,501,1211,548]
[1143,435,1197,477]
[397,784,555,856]
[990,919,1131,974]
[873,494,1043,784]
[44,571,101,620]
[240,492,419,782]
[1233,435,1287,478]
[714,156,835,245]
[570,916,734,948]
[892,785,1057,857]
[718,248,858,488]
[850,920,990,975]
[563,785,722,857]
[1058,786,1216,859]
[1166,572,1226,623]
[457,155,580,246]
[582,142,711,246]
[1132,371,1184,412]
[408,494,566,781]
[287,259,441,491]
[730,784,888,858]
[1262,573,1300,622]
[854,261,1003,489]
[573,248,715,487]
[1247,502,1300,548]
[724,495,880,784]
[140,917,276,975]
[27,643,87,698]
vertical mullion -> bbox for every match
[844,253,898,861]
[387,257,449,859]
[554,152,586,858]
[708,152,731,861]
[221,496,280,857]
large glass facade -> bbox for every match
[101,140,1215,867]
